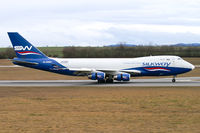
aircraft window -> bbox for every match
[178,58,182,60]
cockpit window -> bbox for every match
[178,58,182,60]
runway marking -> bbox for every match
[0,65,21,67]
[176,80,191,82]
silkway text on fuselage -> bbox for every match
[142,62,171,67]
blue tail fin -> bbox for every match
[8,32,47,59]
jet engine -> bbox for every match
[114,73,130,81]
[88,72,105,80]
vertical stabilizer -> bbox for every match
[8,32,47,58]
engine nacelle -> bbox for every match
[88,72,105,80]
[114,73,130,81]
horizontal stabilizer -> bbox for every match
[12,60,39,65]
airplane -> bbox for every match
[7,32,195,83]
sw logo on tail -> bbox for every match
[14,46,32,51]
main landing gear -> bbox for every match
[98,80,105,83]
[97,78,114,83]
[106,78,114,83]
[172,75,176,83]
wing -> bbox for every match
[97,69,141,75]
[69,68,141,76]
[69,68,94,76]
[120,69,141,76]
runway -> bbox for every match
[0,77,200,87]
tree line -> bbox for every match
[0,45,200,59]
[63,45,200,58]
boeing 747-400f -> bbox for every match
[8,32,195,83]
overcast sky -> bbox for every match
[1,0,200,47]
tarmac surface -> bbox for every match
[0,77,200,87]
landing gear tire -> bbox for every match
[98,80,106,83]
[172,75,176,83]
[106,79,114,83]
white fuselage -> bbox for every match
[53,56,194,71]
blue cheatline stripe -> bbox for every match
[123,67,192,76]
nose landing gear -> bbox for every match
[172,75,176,83]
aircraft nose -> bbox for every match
[187,62,195,70]
[190,64,195,70]
[185,61,195,70]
